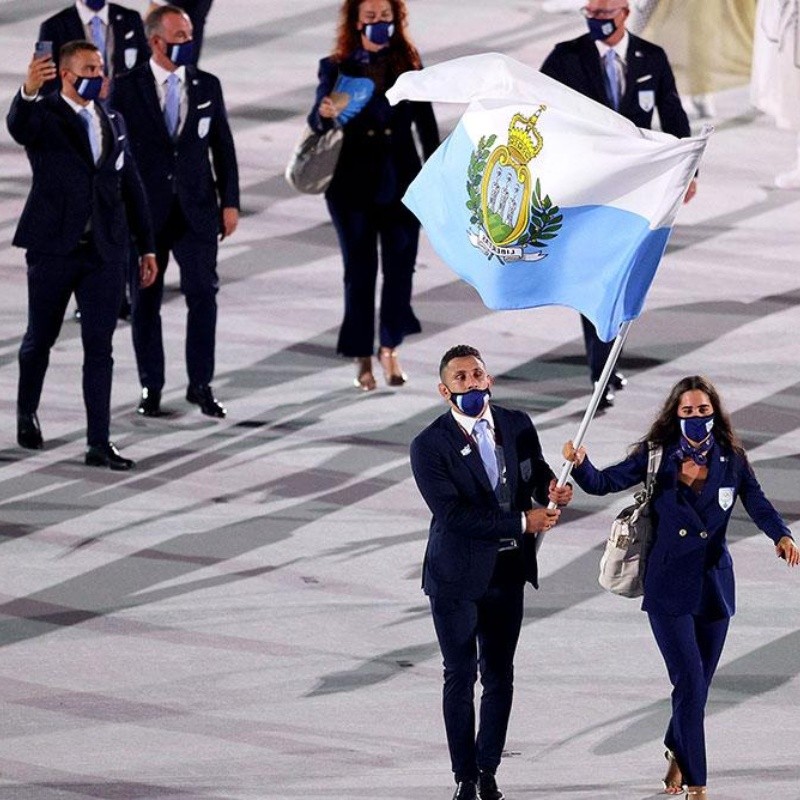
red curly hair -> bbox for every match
[331,0,422,74]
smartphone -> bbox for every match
[34,40,53,60]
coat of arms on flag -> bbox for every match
[467,106,562,264]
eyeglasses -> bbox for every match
[581,5,627,19]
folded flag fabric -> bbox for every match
[386,53,710,341]
[332,75,375,124]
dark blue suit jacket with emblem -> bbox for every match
[7,91,154,262]
[410,404,556,600]
[38,3,150,96]
[111,63,239,238]
[541,32,690,137]
[572,443,791,617]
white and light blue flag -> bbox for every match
[387,53,710,341]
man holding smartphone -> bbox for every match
[7,41,157,468]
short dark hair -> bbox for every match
[145,4,190,38]
[439,345,484,379]
[59,40,100,67]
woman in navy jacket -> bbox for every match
[563,375,798,800]
[308,0,439,391]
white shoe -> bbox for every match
[774,168,800,189]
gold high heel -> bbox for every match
[353,357,376,391]
[378,347,407,386]
[685,788,706,800]
[662,749,683,795]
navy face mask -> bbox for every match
[449,388,490,417]
[84,0,106,11]
[587,16,617,40]
[363,21,395,46]
[165,40,195,67]
[72,74,104,102]
[680,414,714,443]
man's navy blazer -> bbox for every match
[572,444,792,617]
[38,3,150,95]
[541,32,690,137]
[410,405,556,600]
[111,63,239,237]
[7,91,154,262]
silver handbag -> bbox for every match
[284,124,343,195]
[598,443,663,598]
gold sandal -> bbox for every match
[663,749,683,795]
[378,347,407,386]
[685,789,706,800]
[353,357,376,391]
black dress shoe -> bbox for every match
[452,780,478,800]
[478,771,505,800]
[597,388,615,411]
[137,387,162,417]
[609,371,628,391]
[17,411,43,450]
[186,384,226,418]
[85,442,135,471]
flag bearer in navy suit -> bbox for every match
[410,345,573,800]
[112,4,239,419]
[564,375,798,800]
[541,0,696,410]
[7,41,157,469]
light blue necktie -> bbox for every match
[164,73,181,138]
[603,50,620,110]
[79,107,101,164]
[474,419,499,489]
[89,16,107,72]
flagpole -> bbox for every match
[535,319,634,552]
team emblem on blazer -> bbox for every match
[197,116,211,139]
[124,47,137,69]
[718,487,734,511]
[466,106,562,264]
[638,89,655,113]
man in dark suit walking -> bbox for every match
[38,1,150,96]
[7,41,157,469]
[112,4,239,418]
[410,345,573,800]
[541,0,695,409]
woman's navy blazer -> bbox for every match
[572,444,792,617]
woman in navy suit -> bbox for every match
[563,375,798,800]
[308,0,439,391]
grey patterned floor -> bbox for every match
[0,1,798,798]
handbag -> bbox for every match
[284,124,343,195]
[598,442,663,598]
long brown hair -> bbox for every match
[637,375,744,456]
[331,0,422,74]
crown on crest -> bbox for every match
[507,106,546,164]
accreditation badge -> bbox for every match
[115,151,124,171]
[718,487,734,511]
[124,48,137,69]
[197,117,211,139]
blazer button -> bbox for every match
[366,129,375,137]
[678,528,687,537]
[699,531,708,539]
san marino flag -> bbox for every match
[386,53,711,342]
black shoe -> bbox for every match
[478,771,505,800]
[186,384,226,418]
[452,780,478,800]
[609,371,627,391]
[85,442,135,471]
[597,388,615,411]
[137,387,162,417]
[17,411,43,450]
